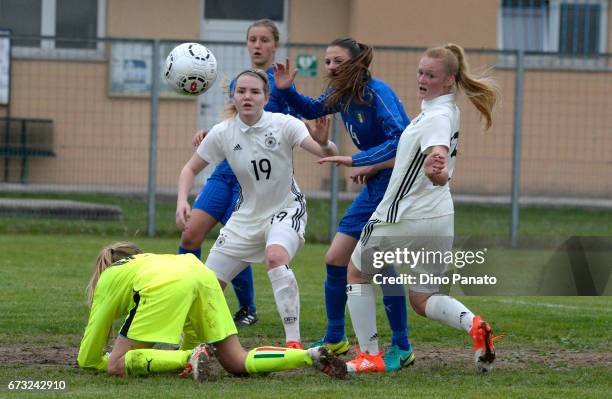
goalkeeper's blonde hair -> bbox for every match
[86,241,143,306]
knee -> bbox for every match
[324,234,356,266]
[266,246,289,268]
[107,357,125,377]
[214,343,248,376]
[325,247,350,266]
[220,357,247,376]
[347,262,367,284]
[409,294,429,317]
[180,227,202,249]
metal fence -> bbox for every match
[1,34,611,238]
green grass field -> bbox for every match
[2,192,612,240]
[0,198,611,397]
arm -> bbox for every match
[371,157,395,170]
[317,155,352,167]
[77,278,118,371]
[300,136,338,158]
[274,59,332,119]
[320,156,396,185]
[191,128,208,147]
[299,117,337,157]
[302,116,337,157]
[420,114,453,186]
[267,84,303,118]
[266,85,285,114]
[351,135,400,167]
[176,153,209,230]
[424,146,449,186]
[350,158,396,184]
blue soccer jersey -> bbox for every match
[278,77,410,238]
[278,78,409,167]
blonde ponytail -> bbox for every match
[221,77,237,119]
[86,241,142,306]
[425,43,499,130]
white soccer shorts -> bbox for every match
[205,204,306,283]
[351,214,454,293]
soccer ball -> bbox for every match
[164,43,217,95]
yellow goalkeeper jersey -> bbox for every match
[77,253,236,371]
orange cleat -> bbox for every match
[285,341,303,349]
[346,347,385,373]
[179,343,214,382]
[470,315,503,373]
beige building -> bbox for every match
[1,0,611,198]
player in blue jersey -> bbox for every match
[178,19,299,328]
[274,37,413,371]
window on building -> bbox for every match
[0,0,104,52]
[204,0,284,21]
[0,0,42,47]
[499,0,607,55]
[56,0,99,49]
[558,2,602,54]
[201,0,288,43]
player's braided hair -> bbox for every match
[425,43,499,130]
[324,37,373,112]
[86,241,142,306]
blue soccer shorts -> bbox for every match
[193,161,241,225]
[337,170,391,239]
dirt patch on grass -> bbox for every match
[407,344,611,370]
[0,345,79,368]
[1,343,609,373]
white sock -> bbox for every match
[346,283,379,354]
[268,265,300,342]
[424,294,475,333]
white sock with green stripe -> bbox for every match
[244,347,312,374]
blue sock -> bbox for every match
[178,246,201,259]
[232,266,256,313]
[323,264,348,343]
[380,268,411,351]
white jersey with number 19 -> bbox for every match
[196,111,309,228]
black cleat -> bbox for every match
[233,306,258,327]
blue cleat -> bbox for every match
[383,345,415,372]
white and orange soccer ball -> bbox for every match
[164,43,217,95]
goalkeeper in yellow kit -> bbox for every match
[77,241,346,381]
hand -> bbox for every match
[175,200,191,230]
[424,152,447,178]
[350,165,376,184]
[304,116,330,146]
[273,58,297,90]
[318,155,352,167]
[192,128,209,147]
